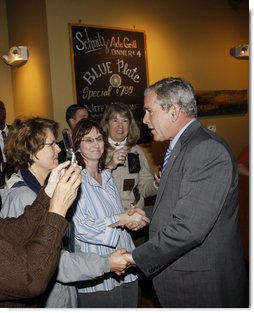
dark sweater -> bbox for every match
[0,188,68,307]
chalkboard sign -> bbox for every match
[69,24,150,143]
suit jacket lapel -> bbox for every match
[152,142,180,214]
[151,120,201,216]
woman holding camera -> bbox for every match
[100,102,159,211]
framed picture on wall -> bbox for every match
[196,90,248,116]
[69,23,150,143]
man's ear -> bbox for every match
[171,104,180,122]
[68,117,75,129]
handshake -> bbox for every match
[108,206,149,275]
[109,249,136,276]
[110,206,150,231]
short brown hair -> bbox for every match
[72,118,106,171]
[4,117,59,170]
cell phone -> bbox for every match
[62,128,76,164]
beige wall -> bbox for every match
[4,0,53,120]
[1,0,249,170]
[46,0,249,167]
[0,0,14,123]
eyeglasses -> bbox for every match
[44,140,57,147]
[81,136,104,144]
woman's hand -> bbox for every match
[124,207,150,231]
[45,161,71,197]
[106,147,128,170]
[48,163,82,217]
[109,206,149,230]
[109,249,131,275]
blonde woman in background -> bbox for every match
[100,102,160,211]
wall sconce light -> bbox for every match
[1,46,29,66]
[229,44,249,60]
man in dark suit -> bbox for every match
[124,77,248,307]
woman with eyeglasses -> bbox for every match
[1,117,61,216]
[71,118,150,308]
[0,117,131,308]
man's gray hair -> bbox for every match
[144,77,197,117]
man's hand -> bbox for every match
[122,252,136,265]
[154,166,162,188]
[109,249,131,276]
[109,207,150,230]
[48,163,82,217]
[125,207,150,231]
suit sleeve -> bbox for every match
[133,140,233,276]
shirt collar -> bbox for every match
[170,118,196,149]
[108,136,127,148]
[20,167,42,194]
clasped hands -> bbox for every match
[110,205,150,230]
[125,206,150,231]
[116,207,150,231]
[109,249,136,276]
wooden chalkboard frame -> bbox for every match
[69,23,150,143]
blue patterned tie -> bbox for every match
[162,146,173,173]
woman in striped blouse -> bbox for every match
[71,119,150,308]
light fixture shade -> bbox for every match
[230,44,249,60]
[1,46,29,66]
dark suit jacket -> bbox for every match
[133,120,248,308]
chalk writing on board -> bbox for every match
[69,24,150,143]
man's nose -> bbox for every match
[143,112,148,124]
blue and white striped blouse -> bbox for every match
[72,169,137,293]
